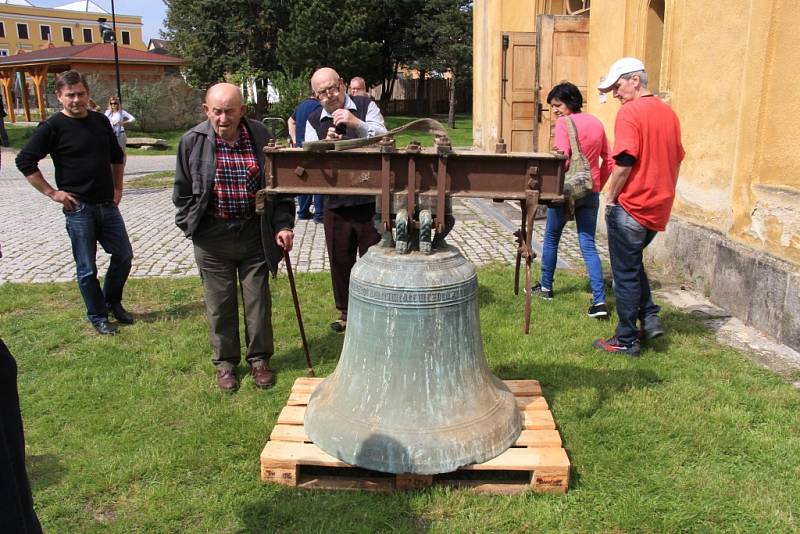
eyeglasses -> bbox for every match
[612,75,635,92]
[110,102,119,105]
[315,80,342,101]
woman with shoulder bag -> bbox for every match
[531,82,614,319]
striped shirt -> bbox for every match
[211,124,260,219]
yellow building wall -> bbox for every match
[0,5,145,54]
[587,0,799,266]
[473,0,561,150]
[476,0,800,266]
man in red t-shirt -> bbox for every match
[593,57,685,357]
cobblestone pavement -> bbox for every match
[0,151,606,283]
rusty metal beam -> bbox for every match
[259,147,565,203]
[257,144,566,335]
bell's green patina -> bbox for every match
[304,245,522,475]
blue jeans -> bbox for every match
[64,201,133,325]
[540,192,606,305]
[297,195,324,221]
[605,204,660,344]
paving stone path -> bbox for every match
[0,151,606,284]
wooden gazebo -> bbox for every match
[0,43,187,122]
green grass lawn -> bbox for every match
[5,123,185,156]
[125,170,175,190]
[386,114,472,147]
[124,129,185,156]
[2,265,798,532]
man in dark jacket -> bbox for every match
[174,83,295,392]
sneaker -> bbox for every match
[639,316,665,341]
[93,319,118,336]
[529,282,553,300]
[587,303,609,319]
[592,336,641,357]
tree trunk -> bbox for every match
[254,83,268,119]
[384,59,400,111]
[417,69,426,116]
[447,74,456,129]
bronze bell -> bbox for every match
[304,245,521,475]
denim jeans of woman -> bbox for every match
[605,204,660,344]
[64,201,133,325]
[540,192,606,305]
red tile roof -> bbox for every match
[0,43,186,67]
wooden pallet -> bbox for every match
[260,377,570,494]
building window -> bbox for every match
[17,23,29,40]
[0,22,5,39]
[121,30,130,45]
[82,28,92,43]
[40,25,51,41]
[62,27,73,43]
[0,49,9,57]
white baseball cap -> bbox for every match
[598,57,646,92]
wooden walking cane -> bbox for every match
[283,249,315,377]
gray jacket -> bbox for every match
[173,119,295,276]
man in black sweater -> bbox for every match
[16,70,133,336]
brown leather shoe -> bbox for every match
[217,368,239,392]
[251,362,275,389]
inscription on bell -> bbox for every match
[350,277,476,307]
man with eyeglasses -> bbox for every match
[593,57,684,357]
[305,67,387,333]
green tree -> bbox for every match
[163,0,288,96]
[413,0,472,127]
[277,0,383,85]
[277,0,427,105]
[267,69,312,123]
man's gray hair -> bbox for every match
[621,70,648,88]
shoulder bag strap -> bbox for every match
[564,116,585,158]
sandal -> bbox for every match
[329,319,347,333]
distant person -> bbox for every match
[174,83,295,392]
[288,93,323,222]
[0,94,9,147]
[348,76,368,97]
[305,67,387,332]
[104,97,135,154]
[593,57,684,357]
[87,98,101,112]
[16,70,133,336]
[531,82,613,320]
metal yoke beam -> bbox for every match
[255,143,566,334]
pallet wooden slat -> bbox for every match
[270,424,563,448]
[261,378,570,494]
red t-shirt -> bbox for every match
[613,96,685,231]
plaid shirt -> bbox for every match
[211,124,260,219]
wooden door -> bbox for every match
[534,15,590,151]
[502,32,536,152]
